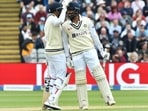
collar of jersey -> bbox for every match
[70,15,82,29]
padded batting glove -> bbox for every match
[101,50,109,60]
[62,0,72,7]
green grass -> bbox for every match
[0,90,148,111]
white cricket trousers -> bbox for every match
[45,53,67,80]
[72,48,100,71]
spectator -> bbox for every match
[141,50,148,62]
[132,20,146,32]
[21,2,36,15]
[34,4,47,24]
[95,0,107,19]
[98,27,111,45]
[95,11,110,30]
[34,31,45,49]
[109,19,122,37]
[119,11,133,28]
[19,24,31,40]
[110,0,118,8]
[128,51,139,62]
[21,31,44,63]
[33,0,46,10]
[107,5,122,21]
[131,0,145,14]
[20,5,34,24]
[133,9,145,21]
[21,37,34,63]
[110,29,123,55]
[85,5,95,23]
[143,0,148,22]
[115,48,127,62]
[111,53,120,62]
[135,20,148,41]
[120,0,133,17]
[120,23,135,39]
[19,0,34,7]
[38,17,46,31]
[19,24,31,54]
[118,0,128,11]
[105,0,112,11]
[97,27,111,59]
[137,41,148,61]
[40,31,46,47]
[123,30,137,53]
[18,0,34,18]
[21,13,40,34]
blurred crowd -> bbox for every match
[17,0,148,63]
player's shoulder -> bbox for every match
[46,14,57,21]
[62,19,71,27]
[81,16,92,22]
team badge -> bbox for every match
[84,24,87,27]
[67,27,72,31]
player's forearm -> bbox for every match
[90,25,104,53]
[52,8,67,26]
[62,30,70,57]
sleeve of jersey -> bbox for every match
[89,22,104,55]
[61,29,70,57]
[52,8,67,26]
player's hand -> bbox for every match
[62,0,72,7]
[101,50,109,60]
[66,56,74,69]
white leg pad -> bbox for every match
[92,66,116,105]
[52,73,71,104]
[47,73,71,105]
[76,70,88,109]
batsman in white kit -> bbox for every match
[43,0,72,110]
[62,1,116,110]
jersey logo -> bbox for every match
[72,31,88,38]
[70,21,82,30]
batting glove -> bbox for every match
[62,0,72,7]
[101,51,109,60]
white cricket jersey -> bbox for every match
[44,14,64,55]
[62,16,95,55]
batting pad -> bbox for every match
[92,66,115,103]
[77,84,89,109]
[75,70,87,85]
[47,73,71,105]
[75,70,88,108]
[42,88,50,107]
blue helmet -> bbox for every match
[67,2,80,20]
[46,2,63,13]
[67,2,80,12]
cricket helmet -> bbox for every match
[46,2,63,13]
[67,2,80,20]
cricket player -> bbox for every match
[43,0,72,110]
[62,1,116,110]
